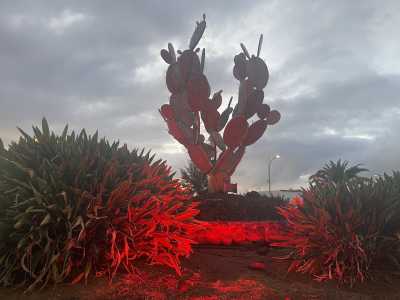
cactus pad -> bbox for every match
[245,89,264,119]
[257,103,270,119]
[246,57,269,89]
[178,50,202,81]
[166,63,184,93]
[201,103,220,132]
[267,110,281,125]
[160,49,173,64]
[223,116,249,149]
[188,143,213,173]
[187,73,210,111]
[210,91,223,109]
[243,119,268,146]
[160,104,174,120]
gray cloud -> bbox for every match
[0,0,399,192]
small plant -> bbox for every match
[180,161,208,196]
[272,161,400,286]
[0,119,201,291]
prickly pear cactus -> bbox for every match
[159,15,281,193]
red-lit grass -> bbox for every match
[72,163,203,282]
[268,165,400,287]
[270,191,371,286]
[272,200,370,285]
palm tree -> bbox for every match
[310,159,368,187]
[180,161,208,195]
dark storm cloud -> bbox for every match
[236,73,400,191]
[0,0,399,191]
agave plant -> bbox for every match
[356,172,400,271]
[0,119,201,291]
[272,162,400,286]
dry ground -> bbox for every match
[1,246,399,300]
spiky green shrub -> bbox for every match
[272,162,400,286]
[0,119,200,291]
[180,161,208,196]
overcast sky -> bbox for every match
[0,1,399,192]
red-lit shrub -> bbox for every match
[272,191,370,286]
[71,163,201,285]
[271,161,400,286]
[0,119,201,291]
[87,165,201,279]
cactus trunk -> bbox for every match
[207,172,236,193]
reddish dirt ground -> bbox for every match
[1,246,400,300]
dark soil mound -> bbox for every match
[197,191,287,221]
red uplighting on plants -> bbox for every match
[288,195,304,207]
[100,175,203,278]
[66,163,206,284]
[193,221,283,245]
[270,194,371,286]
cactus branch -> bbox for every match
[257,34,263,57]
[240,43,251,59]
[200,48,205,72]
[168,43,176,63]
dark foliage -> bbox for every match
[272,161,400,286]
[0,119,200,291]
[310,159,368,188]
[180,161,208,196]
[197,192,286,221]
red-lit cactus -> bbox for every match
[159,15,281,193]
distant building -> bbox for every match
[259,189,302,200]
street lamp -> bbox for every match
[268,154,280,193]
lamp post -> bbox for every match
[268,154,280,193]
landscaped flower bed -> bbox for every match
[1,11,399,299]
[194,221,283,245]
[2,126,400,299]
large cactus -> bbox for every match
[159,15,280,193]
